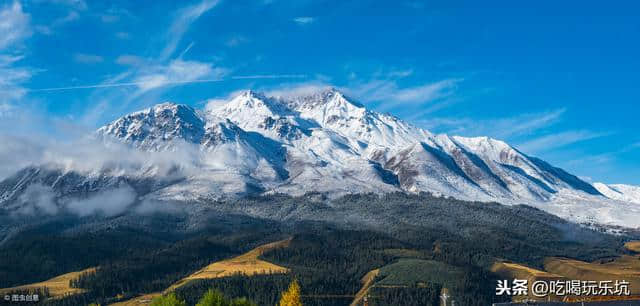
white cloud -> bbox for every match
[264,81,332,99]
[65,185,137,217]
[347,78,460,111]
[0,3,33,107]
[0,1,31,50]
[293,16,315,25]
[133,59,228,92]
[160,0,220,60]
[100,7,134,24]
[115,55,146,66]
[421,108,567,139]
[34,10,80,35]
[0,55,33,101]
[15,184,58,215]
[387,69,413,78]
[44,0,87,11]
[516,130,609,154]
[74,53,104,64]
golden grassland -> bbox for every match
[165,238,291,292]
[350,269,379,306]
[493,253,640,302]
[110,238,291,305]
[491,261,566,302]
[544,256,640,295]
[491,262,564,281]
[0,267,97,300]
[110,293,163,306]
[625,241,640,253]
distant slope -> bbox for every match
[0,267,96,300]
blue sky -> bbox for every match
[0,0,638,184]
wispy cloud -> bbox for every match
[115,32,131,40]
[387,69,413,78]
[115,55,146,66]
[293,16,315,25]
[73,53,104,64]
[0,55,34,102]
[43,0,87,11]
[420,108,566,139]
[76,0,221,125]
[133,59,228,93]
[0,2,33,108]
[0,1,31,50]
[27,74,307,93]
[516,130,609,154]
[99,7,134,24]
[263,81,332,98]
[35,10,80,35]
[225,35,249,47]
[160,0,220,61]
[347,78,461,111]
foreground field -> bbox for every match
[111,239,291,305]
[0,267,96,300]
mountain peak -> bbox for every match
[238,89,268,100]
[97,101,204,149]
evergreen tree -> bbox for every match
[196,289,228,306]
[277,280,302,306]
[150,293,187,306]
[230,297,256,306]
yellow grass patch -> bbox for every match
[491,262,563,281]
[350,268,379,306]
[544,257,640,295]
[165,238,291,292]
[0,267,96,300]
[625,241,640,253]
[110,238,291,305]
[491,261,565,302]
[109,293,162,306]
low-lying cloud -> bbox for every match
[15,184,58,215]
[65,185,137,217]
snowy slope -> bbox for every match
[593,183,640,204]
[2,88,639,227]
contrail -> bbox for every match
[25,74,307,93]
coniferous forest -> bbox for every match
[0,193,634,306]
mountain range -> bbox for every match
[1,88,639,227]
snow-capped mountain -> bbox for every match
[2,88,639,227]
